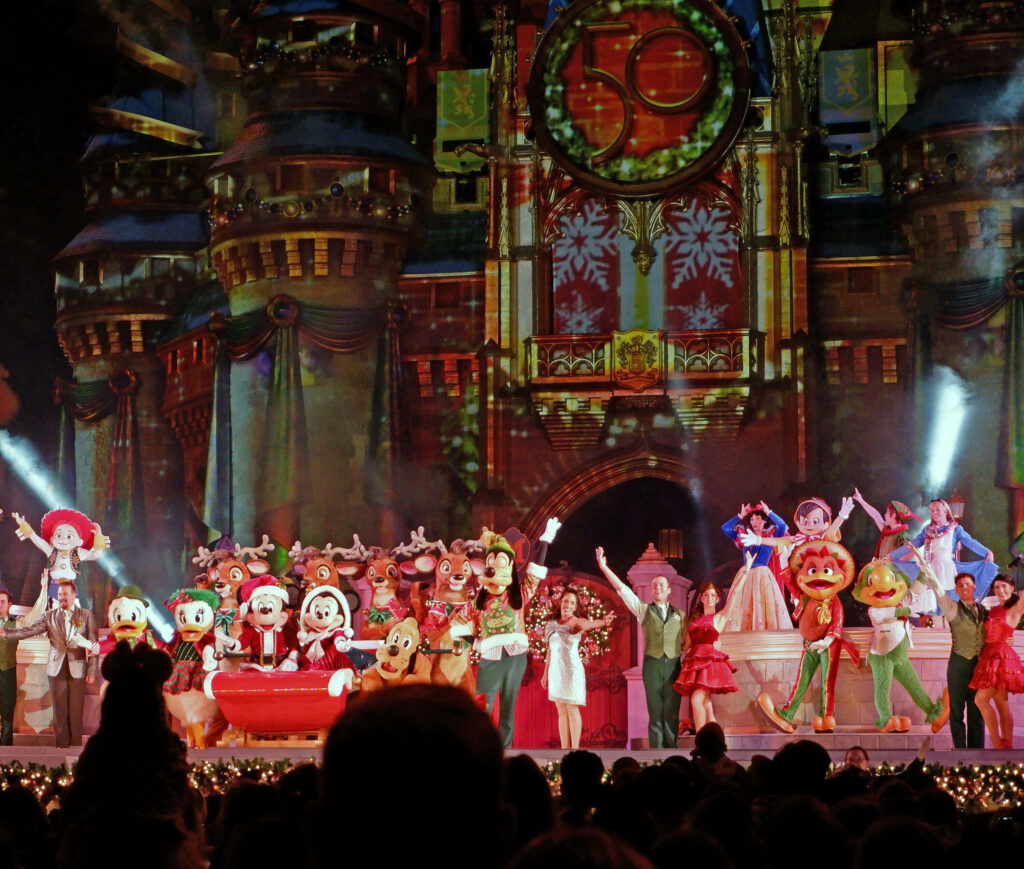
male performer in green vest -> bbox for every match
[919,559,987,748]
[596,546,683,748]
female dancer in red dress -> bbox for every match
[970,575,1024,749]
[673,556,746,730]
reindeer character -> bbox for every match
[406,536,486,694]
[191,535,275,644]
[287,539,362,618]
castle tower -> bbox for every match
[204,0,433,545]
[882,2,1024,534]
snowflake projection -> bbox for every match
[556,294,604,333]
[673,291,729,330]
[666,204,737,288]
[552,199,619,291]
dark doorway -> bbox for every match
[545,477,714,584]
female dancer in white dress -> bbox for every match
[541,587,615,749]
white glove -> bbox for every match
[539,517,562,544]
[333,634,353,653]
[279,655,299,672]
[738,530,762,548]
[202,646,219,672]
[808,636,834,652]
[838,497,854,520]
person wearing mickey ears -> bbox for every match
[0,580,98,747]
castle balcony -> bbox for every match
[525,329,764,449]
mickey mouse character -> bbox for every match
[235,577,299,672]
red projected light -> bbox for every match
[528,0,751,197]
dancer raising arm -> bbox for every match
[968,575,1024,749]
[596,546,684,748]
[672,555,747,730]
[541,586,615,749]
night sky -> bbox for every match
[0,2,114,453]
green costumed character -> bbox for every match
[853,556,949,732]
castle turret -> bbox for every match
[204,0,433,544]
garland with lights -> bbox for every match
[526,582,613,665]
[3,759,1024,813]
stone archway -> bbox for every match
[520,440,694,540]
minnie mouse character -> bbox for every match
[297,586,356,688]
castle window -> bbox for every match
[279,164,306,193]
[846,269,875,294]
[454,176,480,205]
[979,207,998,248]
[291,20,317,43]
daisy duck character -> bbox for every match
[163,588,228,748]
[852,556,950,733]
[98,585,160,654]
[297,586,356,690]
[757,540,860,733]
[453,519,560,747]
[236,576,300,671]
[11,508,110,601]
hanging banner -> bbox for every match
[435,69,490,173]
[819,48,879,156]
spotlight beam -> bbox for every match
[0,430,173,639]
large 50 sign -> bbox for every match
[527,0,751,197]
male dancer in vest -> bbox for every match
[596,546,683,748]
[916,550,986,748]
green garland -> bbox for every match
[4,758,1024,814]
[541,0,736,184]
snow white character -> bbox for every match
[719,501,792,630]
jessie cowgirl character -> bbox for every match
[11,508,110,601]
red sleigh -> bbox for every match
[203,669,351,745]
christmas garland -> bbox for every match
[526,582,613,665]
[3,759,1024,813]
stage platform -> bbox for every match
[0,730,1020,769]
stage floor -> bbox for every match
[0,728,1019,768]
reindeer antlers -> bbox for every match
[390,526,446,558]
[234,534,275,562]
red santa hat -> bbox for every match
[40,508,95,549]
[238,576,288,617]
